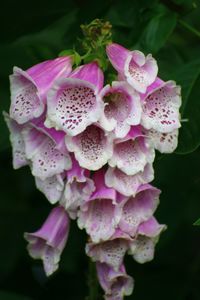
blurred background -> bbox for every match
[1,0,200,299]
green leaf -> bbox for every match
[0,291,32,300]
[194,218,200,225]
[138,5,177,53]
[173,60,200,154]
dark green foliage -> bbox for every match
[0,0,200,299]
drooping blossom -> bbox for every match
[106,43,158,93]
[10,56,72,124]
[45,62,104,136]
[24,206,70,276]
[65,124,113,171]
[108,126,155,176]
[60,155,95,219]
[99,81,142,138]
[96,262,134,300]
[128,216,166,263]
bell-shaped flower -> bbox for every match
[22,123,72,180]
[144,128,179,153]
[60,155,95,219]
[9,56,72,124]
[86,229,131,272]
[99,81,141,138]
[106,43,158,93]
[3,112,29,169]
[35,173,65,204]
[96,262,134,300]
[105,164,154,197]
[24,206,70,276]
[128,216,166,263]
[65,124,113,171]
[45,62,104,136]
[108,126,155,176]
[141,79,181,133]
[119,184,160,237]
[77,170,125,243]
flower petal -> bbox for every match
[106,43,130,74]
[3,112,28,169]
[141,80,181,133]
[119,184,160,236]
[23,126,71,180]
[99,81,142,138]
[65,125,113,171]
[105,164,154,197]
[24,206,70,276]
[35,174,65,204]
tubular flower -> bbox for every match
[24,206,70,276]
[5,37,181,300]
[10,56,72,124]
[45,62,104,136]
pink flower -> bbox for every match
[108,126,155,176]
[65,124,113,171]
[9,56,72,124]
[77,170,125,243]
[106,43,158,93]
[118,184,160,236]
[45,62,104,136]
[141,79,181,133]
[96,262,134,300]
[99,81,141,138]
[24,206,70,276]
[128,216,166,263]
[60,155,95,219]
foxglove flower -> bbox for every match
[108,127,155,176]
[3,112,28,169]
[24,206,70,276]
[86,229,131,272]
[96,262,134,300]
[65,124,113,170]
[141,79,181,133]
[45,62,104,136]
[22,124,71,180]
[10,56,72,124]
[129,216,166,263]
[78,170,124,243]
[105,164,154,197]
[60,155,95,219]
[106,43,158,93]
[99,81,141,138]
[119,184,160,237]
[35,174,65,204]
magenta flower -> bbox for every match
[106,43,158,93]
[9,56,72,124]
[105,164,154,197]
[24,206,70,276]
[3,112,28,169]
[99,81,141,138]
[78,170,125,243]
[45,62,104,136]
[108,127,155,176]
[22,124,71,180]
[141,79,181,133]
[65,124,113,170]
[118,184,160,236]
[96,262,134,300]
[128,217,166,263]
[60,155,95,219]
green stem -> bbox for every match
[179,19,200,38]
[86,260,100,300]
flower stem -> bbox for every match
[86,260,100,300]
[179,19,200,38]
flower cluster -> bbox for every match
[4,42,181,299]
